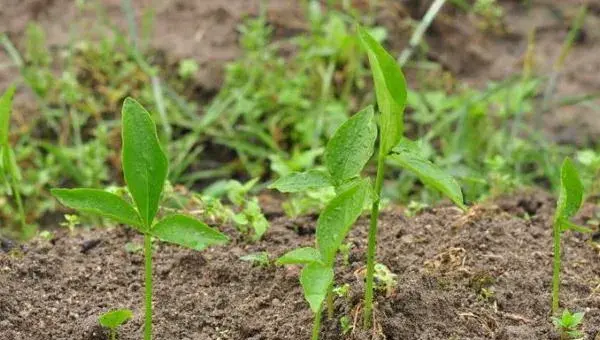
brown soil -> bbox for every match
[1,191,599,340]
[1,0,599,142]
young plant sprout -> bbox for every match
[552,309,585,340]
[551,158,592,314]
[52,98,229,340]
[0,86,26,233]
[270,27,465,337]
[357,26,466,328]
[98,308,133,340]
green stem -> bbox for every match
[11,177,26,232]
[144,233,153,340]
[311,307,323,340]
[110,329,116,340]
[552,218,561,314]
[363,155,386,328]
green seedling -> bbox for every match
[357,26,466,327]
[0,86,26,233]
[240,252,271,267]
[51,98,228,340]
[270,27,464,337]
[340,315,352,335]
[551,158,592,314]
[99,308,133,340]
[373,263,398,297]
[552,309,585,340]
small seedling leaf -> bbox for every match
[0,85,16,146]
[98,309,133,329]
[277,247,323,265]
[121,98,168,226]
[51,188,143,228]
[358,26,407,156]
[151,214,228,251]
[269,169,333,193]
[556,158,583,221]
[390,138,466,210]
[317,178,370,265]
[300,262,334,314]
[559,219,593,234]
[325,106,377,185]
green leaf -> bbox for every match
[98,309,133,329]
[559,219,593,234]
[269,169,333,193]
[300,263,334,314]
[358,26,407,156]
[51,188,143,228]
[151,214,229,251]
[390,138,465,210]
[325,106,377,185]
[121,98,168,226]
[0,85,16,146]
[316,178,370,264]
[277,247,323,265]
[556,158,583,220]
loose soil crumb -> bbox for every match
[1,191,599,339]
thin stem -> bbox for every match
[311,307,323,340]
[144,233,153,340]
[12,177,26,232]
[110,329,116,340]
[397,0,447,66]
[363,155,386,328]
[552,218,561,314]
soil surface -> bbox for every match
[1,191,599,340]
[1,0,599,143]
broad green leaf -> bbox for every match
[556,158,583,220]
[390,138,465,210]
[121,98,168,226]
[269,169,333,193]
[559,219,593,234]
[0,85,16,146]
[98,309,133,329]
[325,106,376,185]
[51,188,143,227]
[316,178,370,264]
[277,247,323,265]
[300,263,334,314]
[151,214,228,251]
[358,26,407,156]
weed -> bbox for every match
[0,86,27,236]
[240,252,271,267]
[551,158,592,313]
[52,98,228,340]
[373,263,398,297]
[59,214,81,233]
[98,308,133,340]
[552,309,585,340]
[340,315,353,335]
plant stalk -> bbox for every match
[363,154,386,328]
[11,176,26,232]
[144,233,153,340]
[551,218,561,314]
[110,329,116,340]
[311,307,323,340]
